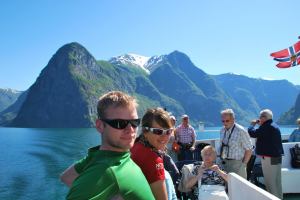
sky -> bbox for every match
[1,0,300,91]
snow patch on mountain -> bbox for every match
[109,53,150,73]
[144,55,165,73]
[260,77,277,81]
[227,72,242,76]
[109,53,167,74]
[1,88,22,94]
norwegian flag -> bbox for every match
[270,41,300,68]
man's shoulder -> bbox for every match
[234,123,245,130]
[188,125,195,130]
[265,121,281,133]
[234,123,248,133]
[113,156,143,172]
[83,150,131,171]
[176,124,183,129]
[270,121,280,129]
[88,145,100,152]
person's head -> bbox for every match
[221,109,235,129]
[201,145,217,165]
[141,107,173,150]
[259,109,273,125]
[96,91,139,152]
[170,115,176,127]
[181,114,189,126]
[296,118,300,127]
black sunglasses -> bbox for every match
[221,119,230,123]
[143,127,173,136]
[101,119,140,129]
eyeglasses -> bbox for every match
[101,119,140,129]
[221,119,230,123]
[143,127,173,136]
[259,115,266,119]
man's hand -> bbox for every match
[250,119,259,126]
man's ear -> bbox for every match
[96,119,104,134]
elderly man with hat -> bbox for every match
[175,114,196,161]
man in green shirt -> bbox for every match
[60,91,154,200]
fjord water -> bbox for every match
[0,128,99,200]
[0,126,296,200]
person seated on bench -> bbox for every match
[289,118,300,142]
[179,145,228,200]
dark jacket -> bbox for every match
[248,119,284,157]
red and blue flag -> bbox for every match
[270,41,300,68]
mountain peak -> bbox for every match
[127,53,150,67]
[168,50,189,58]
[56,42,88,54]
[109,51,196,74]
[109,53,150,73]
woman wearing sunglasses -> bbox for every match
[131,108,175,200]
[178,145,228,200]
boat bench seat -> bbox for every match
[281,142,300,194]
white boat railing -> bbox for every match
[228,173,280,200]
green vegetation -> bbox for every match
[1,42,299,127]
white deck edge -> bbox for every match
[228,173,280,200]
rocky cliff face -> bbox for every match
[11,43,95,127]
[148,51,248,125]
[7,43,182,127]
[278,92,300,124]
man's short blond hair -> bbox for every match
[97,91,138,119]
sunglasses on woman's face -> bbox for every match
[143,127,173,136]
[101,119,140,129]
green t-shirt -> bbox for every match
[66,146,154,200]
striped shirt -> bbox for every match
[220,123,252,160]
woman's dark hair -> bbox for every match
[141,107,172,131]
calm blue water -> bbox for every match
[0,126,296,200]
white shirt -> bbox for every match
[220,123,252,160]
